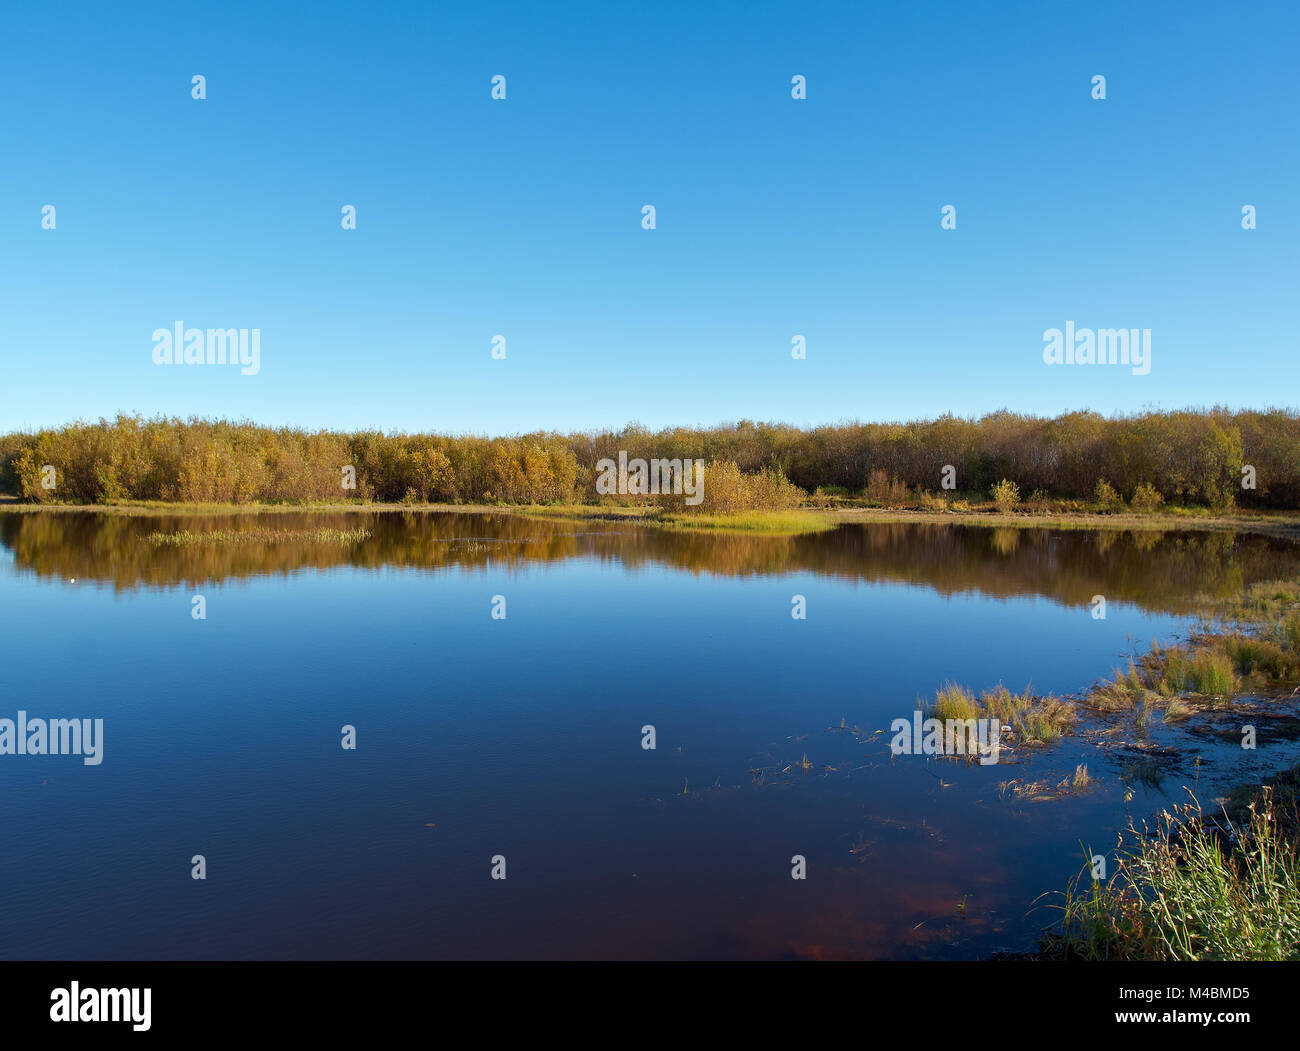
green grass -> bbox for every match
[1158,646,1239,696]
[1222,634,1300,683]
[508,505,839,535]
[1086,662,1150,711]
[977,685,1029,723]
[1079,615,1300,726]
[655,510,837,534]
[924,683,1074,745]
[1282,612,1300,651]
[1013,699,1076,744]
[824,505,1300,541]
[927,683,981,723]
[1042,787,1300,960]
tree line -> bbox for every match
[1,408,1296,509]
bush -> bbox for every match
[991,478,1020,512]
[667,460,804,515]
[1094,479,1125,513]
[1130,482,1165,513]
[863,469,910,507]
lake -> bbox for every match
[3,511,1299,959]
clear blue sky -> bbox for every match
[1,0,1296,435]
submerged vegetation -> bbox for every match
[4,408,1299,514]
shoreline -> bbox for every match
[4,498,1300,539]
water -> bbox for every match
[2,511,1299,959]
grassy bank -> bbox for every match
[827,505,1300,540]
[1039,773,1300,960]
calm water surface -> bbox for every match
[3,511,1300,959]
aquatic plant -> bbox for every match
[927,684,981,723]
[1012,699,1076,744]
[1158,646,1238,696]
[1043,787,1300,960]
[925,683,1073,746]
[1084,663,1149,711]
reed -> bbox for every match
[1043,787,1300,960]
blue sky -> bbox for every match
[1,0,1296,435]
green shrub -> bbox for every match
[1094,479,1125,513]
[991,478,1020,512]
[1130,482,1165,513]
